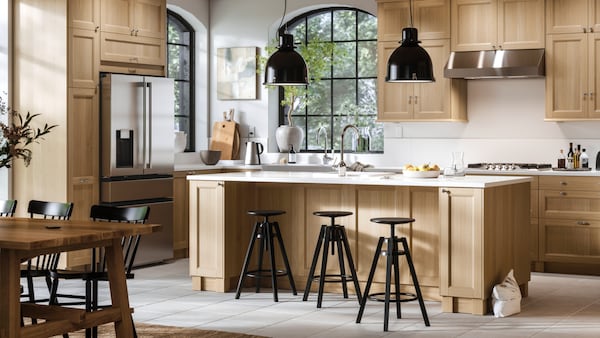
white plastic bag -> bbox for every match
[492,269,521,317]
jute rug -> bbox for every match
[54,322,267,338]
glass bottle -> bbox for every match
[557,149,566,169]
[288,145,296,164]
[567,143,574,169]
[581,148,589,168]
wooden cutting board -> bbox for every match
[209,120,240,160]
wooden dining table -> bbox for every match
[0,217,161,338]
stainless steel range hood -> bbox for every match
[444,49,545,79]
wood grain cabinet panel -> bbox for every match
[377,40,467,121]
[546,0,600,34]
[451,0,544,51]
[68,0,100,31]
[377,0,450,41]
[69,28,99,89]
[539,176,600,270]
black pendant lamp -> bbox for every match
[263,0,308,86]
[386,1,435,82]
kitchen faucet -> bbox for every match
[338,124,359,176]
[316,126,333,165]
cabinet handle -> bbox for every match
[218,182,224,187]
[559,191,567,196]
[591,27,594,33]
[135,28,139,36]
[559,181,567,185]
[576,220,591,226]
[414,95,418,104]
[95,26,99,32]
[441,189,450,194]
[79,178,88,183]
[130,28,135,35]
[584,27,587,33]
[408,96,412,104]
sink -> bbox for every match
[262,164,336,172]
[310,171,395,179]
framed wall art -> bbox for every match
[217,47,258,100]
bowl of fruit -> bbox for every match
[402,163,441,178]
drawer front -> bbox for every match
[540,190,600,220]
[540,218,600,264]
[539,176,600,191]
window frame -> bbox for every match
[167,9,196,152]
[278,7,380,154]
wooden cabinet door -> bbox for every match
[100,31,165,66]
[67,87,99,222]
[546,0,590,34]
[101,0,134,35]
[133,0,166,39]
[189,181,224,278]
[498,0,545,49]
[545,34,588,120]
[413,39,450,120]
[451,0,497,51]
[408,187,440,288]
[69,28,99,89]
[378,0,449,42]
[377,42,413,121]
[590,32,600,118]
[540,189,600,221]
[439,187,483,299]
[539,218,600,264]
[68,0,100,31]
[592,0,600,33]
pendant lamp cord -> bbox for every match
[409,0,414,27]
[277,0,287,34]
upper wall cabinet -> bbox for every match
[99,0,166,74]
[377,0,450,41]
[100,0,165,39]
[451,0,545,51]
[68,0,100,31]
[546,0,600,34]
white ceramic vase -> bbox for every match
[275,125,304,153]
[174,131,187,153]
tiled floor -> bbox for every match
[33,259,600,337]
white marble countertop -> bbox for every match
[176,162,600,177]
[187,171,532,188]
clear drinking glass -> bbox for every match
[451,151,465,176]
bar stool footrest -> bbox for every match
[313,274,358,283]
[246,269,289,278]
[368,292,418,303]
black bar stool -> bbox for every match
[303,211,362,308]
[356,217,430,331]
[235,210,297,302]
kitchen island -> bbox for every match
[187,171,531,315]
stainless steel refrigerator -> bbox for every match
[100,73,174,266]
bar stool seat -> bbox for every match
[303,211,361,308]
[235,209,297,302]
[356,217,430,331]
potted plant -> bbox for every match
[0,95,57,169]
[261,37,336,152]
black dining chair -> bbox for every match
[0,199,17,216]
[21,200,74,305]
[49,204,149,338]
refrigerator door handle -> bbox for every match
[144,81,153,169]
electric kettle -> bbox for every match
[245,141,264,165]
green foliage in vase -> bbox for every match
[259,37,339,126]
[0,95,57,168]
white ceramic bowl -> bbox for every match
[402,170,441,178]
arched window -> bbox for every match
[167,10,195,152]
[281,8,381,153]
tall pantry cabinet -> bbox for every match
[12,0,166,268]
[545,0,600,120]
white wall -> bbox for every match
[0,0,9,199]
[171,0,600,169]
